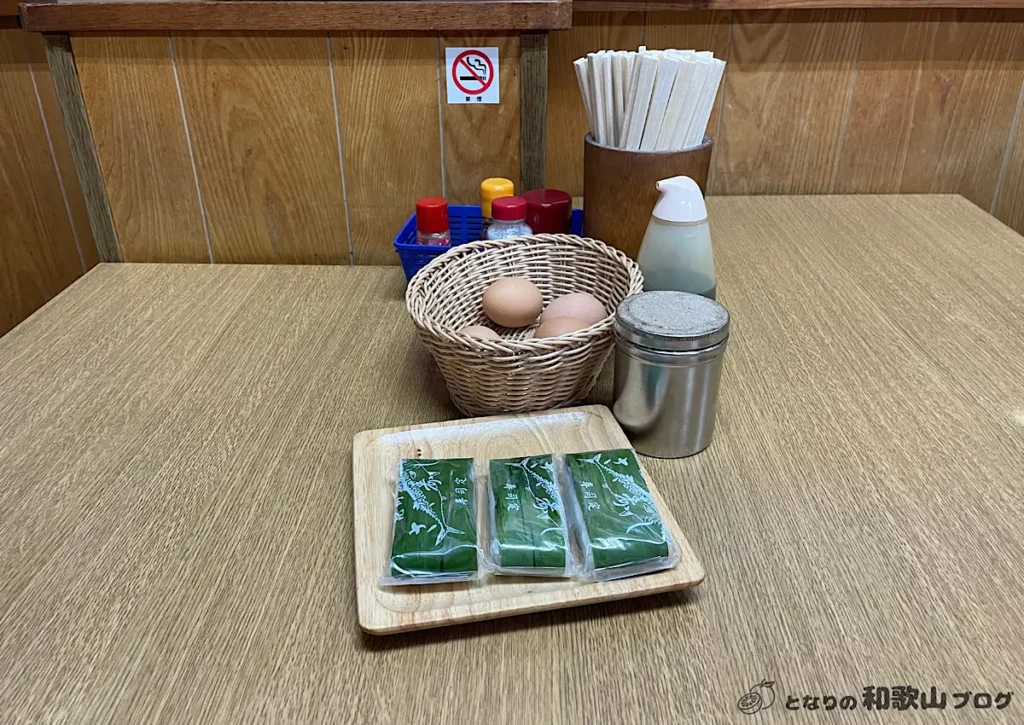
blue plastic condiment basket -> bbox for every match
[394,205,584,281]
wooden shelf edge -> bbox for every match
[19,0,573,32]
[573,0,1024,8]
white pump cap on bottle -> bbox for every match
[651,175,707,223]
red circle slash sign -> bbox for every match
[452,49,494,96]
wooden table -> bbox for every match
[2,196,1023,723]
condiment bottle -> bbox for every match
[415,197,451,246]
[636,176,716,299]
[480,178,514,236]
[485,197,533,240]
[522,189,572,234]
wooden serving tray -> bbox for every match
[352,405,705,634]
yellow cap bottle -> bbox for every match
[480,178,515,220]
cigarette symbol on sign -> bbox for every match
[459,56,488,83]
[452,49,494,97]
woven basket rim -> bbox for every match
[405,233,643,353]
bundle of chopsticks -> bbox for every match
[574,47,726,152]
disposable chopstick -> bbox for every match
[654,53,696,151]
[600,51,616,147]
[573,58,597,141]
[668,55,712,151]
[639,53,681,151]
[620,51,642,145]
[587,53,608,144]
[684,57,725,149]
[623,51,661,151]
[610,51,626,148]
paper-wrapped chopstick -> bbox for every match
[573,46,726,152]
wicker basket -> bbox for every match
[405,234,644,416]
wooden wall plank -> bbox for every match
[835,10,1024,210]
[993,87,1024,233]
[333,34,442,265]
[73,35,208,262]
[441,34,520,203]
[545,12,643,198]
[173,33,348,264]
[714,10,862,195]
[24,32,99,269]
[0,29,85,336]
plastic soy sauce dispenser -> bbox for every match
[636,175,716,299]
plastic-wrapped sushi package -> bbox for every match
[380,449,678,586]
[486,454,578,578]
[562,448,679,581]
[380,458,481,586]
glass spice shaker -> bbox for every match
[415,197,451,246]
[485,196,533,240]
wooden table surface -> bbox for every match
[1,195,1023,723]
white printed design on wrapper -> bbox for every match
[504,457,563,535]
[399,462,465,546]
[578,454,663,534]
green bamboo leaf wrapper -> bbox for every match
[489,455,570,574]
[388,458,478,581]
[565,449,671,574]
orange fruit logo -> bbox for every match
[737,679,776,715]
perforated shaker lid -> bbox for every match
[615,291,730,352]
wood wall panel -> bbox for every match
[333,34,442,265]
[441,34,521,203]
[73,35,208,263]
[13,12,1021,276]
[546,13,643,198]
[835,10,1024,210]
[23,32,99,269]
[714,10,863,195]
[0,29,86,336]
[173,33,349,264]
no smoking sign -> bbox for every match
[445,47,500,104]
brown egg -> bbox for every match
[459,325,501,341]
[482,277,543,328]
[534,316,590,338]
[540,292,607,326]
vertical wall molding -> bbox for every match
[520,31,548,191]
[23,32,87,273]
[42,33,122,263]
[327,33,356,265]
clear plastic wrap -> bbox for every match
[562,448,679,581]
[485,454,578,578]
[380,457,482,586]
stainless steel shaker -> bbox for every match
[612,291,730,458]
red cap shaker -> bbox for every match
[491,196,528,222]
[416,197,449,234]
